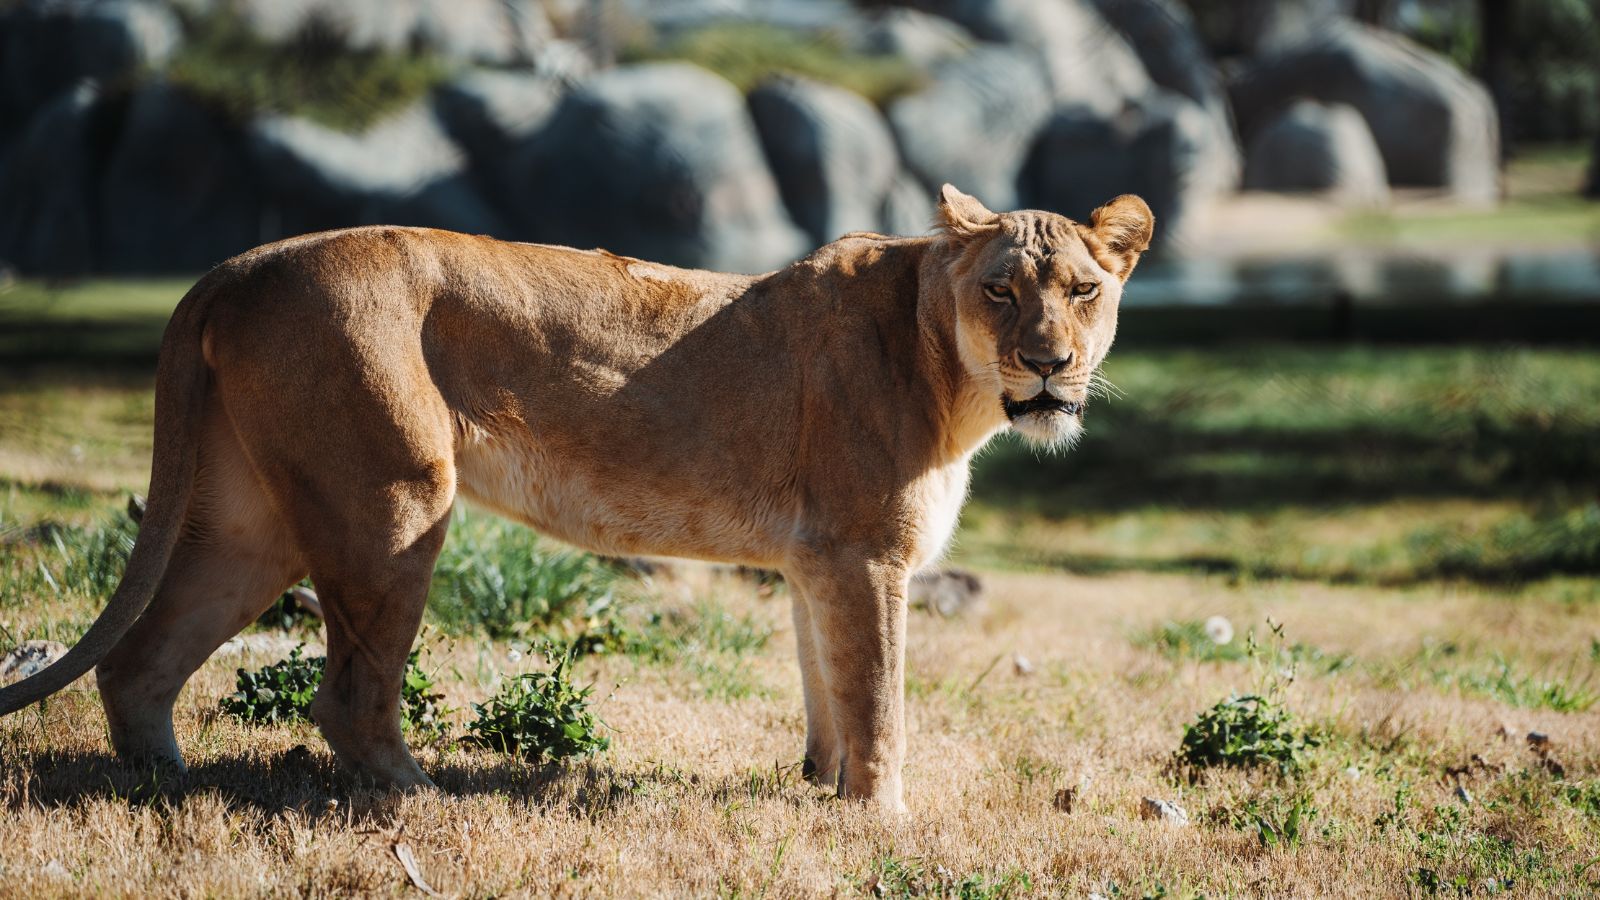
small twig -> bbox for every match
[966,653,1004,694]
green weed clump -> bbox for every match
[1178,693,1319,776]
[429,511,620,638]
[220,647,451,742]
[464,646,608,763]
[626,23,925,105]
[1219,790,1320,849]
[1175,620,1320,776]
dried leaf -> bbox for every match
[393,840,442,898]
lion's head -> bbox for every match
[936,184,1154,449]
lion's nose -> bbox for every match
[1018,352,1073,378]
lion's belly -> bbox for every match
[453,426,789,566]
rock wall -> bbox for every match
[0,0,1510,276]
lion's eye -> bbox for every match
[984,283,1013,303]
[1071,282,1099,299]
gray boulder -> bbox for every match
[511,63,807,273]
[1243,100,1389,206]
[100,82,264,273]
[0,0,180,125]
[0,84,107,275]
[888,48,1053,211]
[433,69,564,228]
[748,76,900,244]
[1230,23,1499,203]
[1092,0,1230,125]
[247,102,507,239]
[434,70,564,159]
[1184,0,1346,59]
[415,0,558,65]
[909,0,1150,113]
[857,8,973,68]
[881,172,935,236]
[1019,90,1238,245]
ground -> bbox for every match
[0,273,1597,896]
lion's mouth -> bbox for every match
[1002,393,1084,421]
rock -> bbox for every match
[1,640,69,683]
[909,568,984,618]
[888,48,1052,211]
[286,585,323,620]
[511,62,807,273]
[100,82,265,273]
[1229,22,1500,203]
[1243,100,1389,206]
[214,633,320,659]
[1012,653,1034,676]
[748,76,900,245]
[0,83,109,275]
[1092,0,1230,125]
[0,0,180,126]
[433,69,564,228]
[414,0,555,65]
[1184,0,1346,59]
[1020,90,1238,245]
[247,102,507,239]
[857,8,973,67]
[1139,796,1189,825]
[913,0,1150,113]
[880,171,935,236]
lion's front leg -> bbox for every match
[791,590,840,787]
[787,560,909,813]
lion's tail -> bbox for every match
[0,282,212,716]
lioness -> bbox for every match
[0,185,1151,811]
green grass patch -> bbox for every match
[625,22,925,105]
[1432,657,1598,713]
[1140,618,1248,662]
[966,345,1600,583]
[166,11,451,131]
[624,601,773,700]
[856,856,1032,899]
[428,508,621,639]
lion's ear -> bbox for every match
[1088,194,1155,279]
[935,184,998,237]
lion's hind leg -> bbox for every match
[302,481,452,791]
[97,407,307,768]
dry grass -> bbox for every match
[0,562,1595,897]
[2,327,1596,895]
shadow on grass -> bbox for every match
[1,745,821,822]
[972,414,1600,514]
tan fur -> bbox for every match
[0,186,1152,811]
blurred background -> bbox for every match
[0,0,1597,589]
